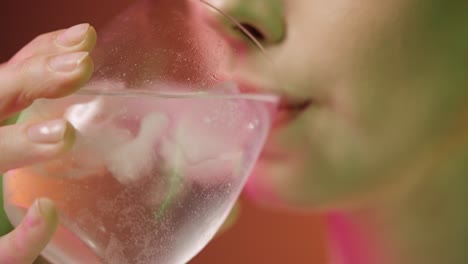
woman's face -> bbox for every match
[207,0,468,208]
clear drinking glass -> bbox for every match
[3,0,278,263]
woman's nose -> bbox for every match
[205,0,286,45]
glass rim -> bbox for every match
[75,88,280,103]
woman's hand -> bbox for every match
[0,23,96,263]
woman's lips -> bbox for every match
[273,98,312,127]
[237,80,313,127]
[260,99,312,162]
[278,98,312,111]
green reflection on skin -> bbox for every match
[0,115,18,235]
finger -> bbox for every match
[0,119,75,174]
[0,50,94,120]
[0,198,58,264]
[9,24,97,65]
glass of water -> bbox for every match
[3,0,278,263]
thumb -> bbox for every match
[0,198,58,264]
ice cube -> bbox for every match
[106,112,169,184]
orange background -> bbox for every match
[0,1,327,263]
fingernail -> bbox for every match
[25,198,56,228]
[56,23,90,47]
[28,119,68,144]
[48,51,89,72]
[25,199,44,228]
